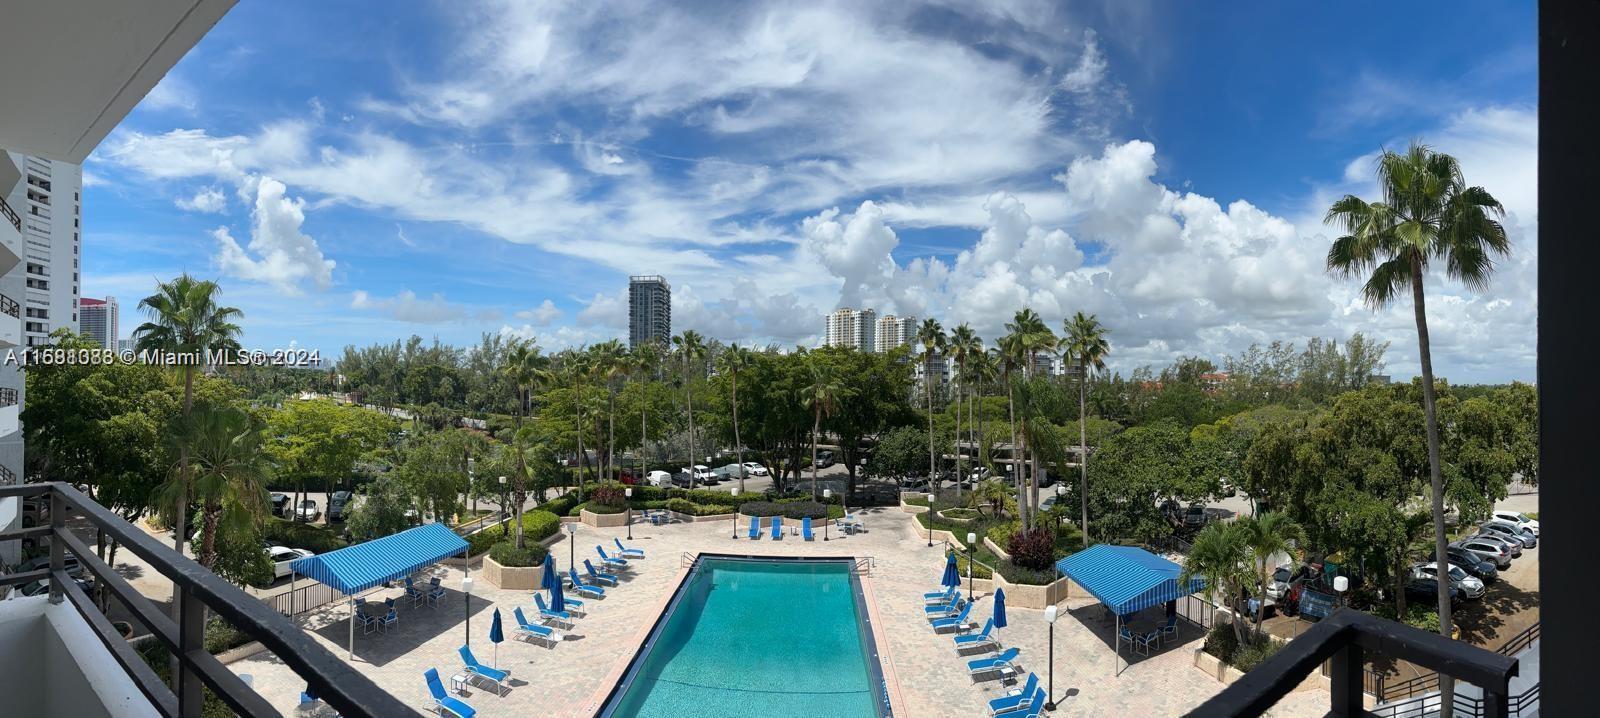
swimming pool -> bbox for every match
[600,555,890,717]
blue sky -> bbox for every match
[84,0,1537,381]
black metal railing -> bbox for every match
[1186,609,1517,717]
[1498,621,1539,657]
[0,196,19,232]
[0,483,411,718]
[263,581,341,618]
[1364,620,1541,702]
[0,387,17,408]
[1371,681,1540,718]
[0,293,17,319]
[1177,592,1219,630]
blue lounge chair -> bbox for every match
[404,578,425,606]
[924,585,956,604]
[558,594,586,615]
[533,593,574,628]
[584,559,620,586]
[771,516,783,540]
[458,645,508,697]
[567,568,606,597]
[512,607,563,647]
[925,595,963,618]
[968,647,1021,677]
[1000,685,1047,717]
[648,511,664,526]
[379,608,399,632]
[954,618,997,652]
[930,601,975,633]
[424,668,477,718]
[614,538,645,558]
[802,516,814,541]
[596,546,629,569]
[747,516,760,539]
[987,672,1038,715]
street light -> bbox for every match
[730,488,740,539]
[927,491,936,547]
[625,487,634,540]
[1333,575,1348,610]
[463,576,475,647]
[565,522,578,568]
[1044,605,1059,710]
[823,489,832,541]
[498,475,508,529]
[966,531,977,602]
[468,458,477,516]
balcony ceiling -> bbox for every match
[0,0,236,163]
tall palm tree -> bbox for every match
[1179,521,1254,646]
[593,339,628,485]
[1327,142,1508,709]
[631,343,661,481]
[1005,309,1055,521]
[915,319,946,495]
[716,345,753,494]
[134,274,244,558]
[800,357,849,501]
[1062,311,1110,545]
[1236,513,1304,639]
[672,331,707,487]
[947,324,981,501]
[968,350,997,470]
[168,405,273,570]
[995,336,1027,526]
[502,339,549,546]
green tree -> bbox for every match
[168,405,272,570]
[1179,521,1254,646]
[394,430,467,524]
[671,331,708,486]
[346,475,417,541]
[916,319,946,491]
[1326,143,1509,699]
[265,399,395,514]
[947,324,982,502]
[1062,311,1110,544]
[800,355,851,501]
[716,345,753,494]
[1236,513,1304,638]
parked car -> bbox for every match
[1454,537,1514,569]
[1412,562,1485,600]
[325,491,353,522]
[1183,503,1209,527]
[295,499,320,522]
[815,451,835,469]
[269,493,292,517]
[268,546,314,579]
[14,575,94,598]
[645,470,673,487]
[689,464,717,485]
[1265,565,1295,601]
[19,554,84,578]
[1470,532,1523,559]
[742,462,769,477]
[1403,576,1463,608]
[1479,520,1536,548]
[1491,510,1539,537]
[1433,545,1499,583]
[968,466,993,484]
[618,469,640,485]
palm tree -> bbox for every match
[1062,311,1110,545]
[1236,513,1304,639]
[995,336,1026,526]
[716,345,753,494]
[134,274,244,560]
[502,339,550,546]
[1327,142,1509,707]
[631,343,661,481]
[1005,309,1055,521]
[170,406,273,570]
[947,324,981,501]
[915,319,946,496]
[968,350,997,470]
[1179,521,1254,646]
[593,339,628,484]
[671,331,707,487]
[800,357,849,501]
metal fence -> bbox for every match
[1176,593,1218,630]
[1368,621,1540,703]
[263,581,342,618]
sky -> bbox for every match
[83,0,1538,383]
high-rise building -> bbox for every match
[874,314,917,353]
[628,275,671,348]
[79,295,116,350]
[824,307,877,351]
[10,154,80,349]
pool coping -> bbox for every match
[580,552,902,717]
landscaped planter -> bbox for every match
[935,509,979,525]
[983,536,1012,562]
[482,555,543,590]
[580,507,630,528]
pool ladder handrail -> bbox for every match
[851,556,876,576]
[680,552,699,571]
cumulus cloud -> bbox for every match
[212,177,336,293]
[351,289,497,324]
[515,299,563,326]
[175,187,227,213]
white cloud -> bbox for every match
[515,299,563,326]
[212,177,335,294]
[175,186,227,213]
[141,74,198,112]
[351,289,497,324]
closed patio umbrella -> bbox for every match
[541,554,557,591]
[551,575,567,614]
[941,552,960,589]
[993,587,1008,629]
[489,608,504,669]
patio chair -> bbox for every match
[1002,685,1047,717]
[802,516,814,541]
[986,672,1038,716]
[458,645,509,697]
[613,538,645,558]
[424,668,477,718]
[967,647,1021,678]
[930,601,976,633]
[1160,614,1179,642]
[923,585,956,604]
[404,578,425,607]
[925,595,963,619]
[954,618,997,652]
[512,607,564,648]
[771,516,783,540]
[747,516,760,539]
[567,568,607,598]
[533,593,574,628]
[584,559,620,586]
[1119,625,1155,656]
[379,608,398,633]
[356,609,379,635]
[427,578,446,607]
[596,546,629,569]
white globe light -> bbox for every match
[1334,576,1349,592]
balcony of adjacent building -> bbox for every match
[0,482,410,718]
[0,387,17,438]
[0,196,20,277]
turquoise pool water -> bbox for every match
[604,557,883,717]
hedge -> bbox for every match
[263,517,349,554]
[570,501,626,516]
[489,541,548,568]
[466,510,562,555]
[540,492,581,518]
[738,501,841,520]
[665,498,736,516]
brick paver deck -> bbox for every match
[231,509,1329,716]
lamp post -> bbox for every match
[498,476,508,530]
[565,522,577,569]
[927,492,935,547]
[730,488,740,539]
[966,531,977,602]
[1044,605,1058,710]
[823,489,832,541]
[468,458,477,516]
[463,576,475,646]
[625,487,633,540]
[1333,575,1348,611]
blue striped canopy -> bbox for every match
[1055,544,1205,616]
[289,523,468,596]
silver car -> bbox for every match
[1471,532,1523,558]
[1412,562,1485,600]
[1454,537,1513,569]
[1479,520,1536,548]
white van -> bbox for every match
[646,470,673,487]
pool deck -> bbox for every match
[231,509,1330,717]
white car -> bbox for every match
[295,499,320,522]
[741,462,769,477]
[269,546,314,579]
[1412,562,1485,600]
[1264,565,1294,601]
[1491,510,1538,537]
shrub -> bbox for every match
[540,492,581,517]
[572,501,626,515]
[1203,623,1240,664]
[465,510,562,555]
[203,617,252,655]
[1232,638,1282,672]
[1008,528,1056,570]
[740,501,831,519]
[623,485,670,503]
[488,541,547,568]
[1375,603,1441,633]
[940,508,980,520]
[263,517,348,554]
[986,520,1020,547]
[665,498,735,516]
[591,482,628,509]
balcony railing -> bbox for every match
[0,293,17,318]
[0,482,412,718]
[1,196,19,232]
[1187,609,1517,717]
